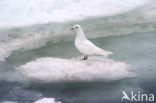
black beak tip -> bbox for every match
[71,28,74,31]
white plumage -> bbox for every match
[71,25,113,59]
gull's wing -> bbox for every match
[80,40,102,50]
[75,38,113,56]
[76,39,105,55]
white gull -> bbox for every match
[71,25,113,60]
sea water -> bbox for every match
[0,0,156,103]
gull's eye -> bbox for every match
[75,26,78,28]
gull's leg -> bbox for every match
[81,55,88,60]
[85,55,88,60]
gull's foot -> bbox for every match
[81,55,88,60]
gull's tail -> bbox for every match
[99,50,113,57]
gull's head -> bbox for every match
[71,25,81,31]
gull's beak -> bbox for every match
[71,27,74,31]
